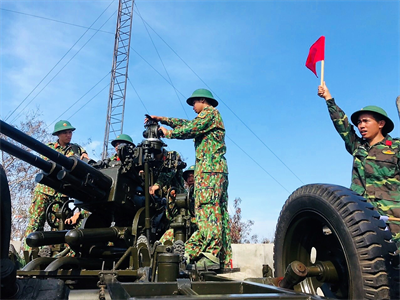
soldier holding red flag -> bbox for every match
[318,83,400,250]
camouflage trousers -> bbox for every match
[370,198,400,250]
[21,190,67,253]
[160,229,174,244]
[185,172,232,267]
[159,222,198,245]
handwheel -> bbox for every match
[166,187,178,218]
[61,200,80,228]
[45,201,64,229]
[46,200,80,229]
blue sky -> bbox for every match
[1,0,399,241]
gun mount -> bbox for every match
[1,118,399,300]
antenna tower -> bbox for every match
[102,0,135,159]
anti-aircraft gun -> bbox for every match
[1,117,399,300]
[0,118,187,275]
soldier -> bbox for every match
[183,164,195,190]
[318,83,400,249]
[159,165,196,244]
[110,133,135,161]
[146,88,232,269]
[148,149,185,198]
[22,120,89,256]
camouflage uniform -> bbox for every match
[153,150,186,198]
[161,105,232,267]
[22,141,87,252]
[326,99,400,246]
[152,150,185,244]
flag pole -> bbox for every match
[320,60,325,85]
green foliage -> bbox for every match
[229,197,258,244]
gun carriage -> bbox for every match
[0,118,398,299]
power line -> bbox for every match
[135,3,189,119]
[0,8,114,35]
[48,72,111,127]
[128,78,149,113]
[226,136,291,194]
[68,84,110,120]
[5,0,116,122]
[129,48,185,101]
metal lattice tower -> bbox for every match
[102,0,135,159]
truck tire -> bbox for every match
[273,184,398,300]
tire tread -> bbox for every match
[273,184,398,300]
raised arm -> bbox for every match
[317,82,360,154]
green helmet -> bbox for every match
[182,165,195,181]
[351,105,394,134]
[52,120,76,136]
[111,133,135,147]
[186,88,218,107]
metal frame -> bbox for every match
[102,0,135,159]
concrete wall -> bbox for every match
[228,243,274,280]
[10,240,21,252]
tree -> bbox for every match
[229,197,258,243]
[1,111,52,240]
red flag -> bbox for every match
[305,36,325,77]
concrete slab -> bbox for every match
[221,243,274,280]
[10,240,21,251]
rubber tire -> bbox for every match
[0,164,12,259]
[273,184,397,300]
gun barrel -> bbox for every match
[0,120,74,170]
[57,169,107,200]
[67,156,113,191]
[26,230,68,247]
[35,173,95,200]
[65,227,121,247]
[0,138,54,173]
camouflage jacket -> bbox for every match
[36,141,87,196]
[327,99,400,202]
[161,106,228,175]
[154,150,185,197]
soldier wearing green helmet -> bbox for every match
[52,120,76,135]
[183,165,195,188]
[110,133,135,161]
[318,83,400,249]
[145,88,232,270]
[22,120,89,258]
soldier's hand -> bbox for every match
[149,184,160,195]
[159,126,168,136]
[144,115,162,123]
[80,152,89,160]
[65,211,80,225]
[317,82,332,101]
